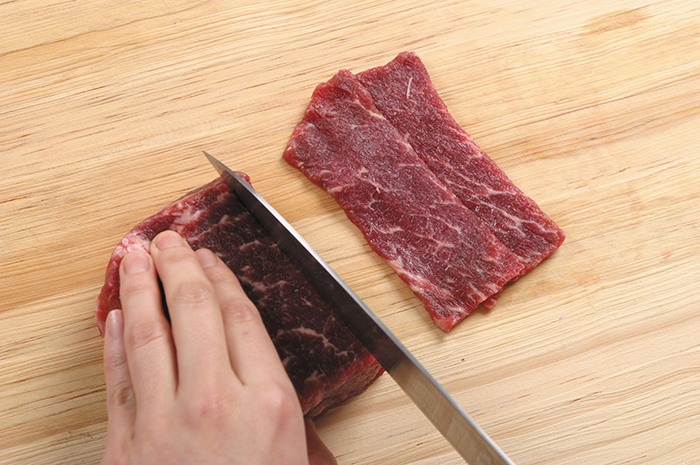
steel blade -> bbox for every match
[204,151,515,465]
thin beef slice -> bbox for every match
[357,52,565,276]
[283,70,524,333]
[95,176,383,419]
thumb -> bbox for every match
[305,417,338,465]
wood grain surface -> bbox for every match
[2,1,700,463]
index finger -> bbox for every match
[149,231,233,387]
[119,250,177,410]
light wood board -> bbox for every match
[2,1,700,463]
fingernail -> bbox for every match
[155,230,186,249]
[122,250,150,274]
[107,310,124,339]
[196,248,219,268]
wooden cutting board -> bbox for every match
[2,1,699,463]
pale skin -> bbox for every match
[102,230,337,465]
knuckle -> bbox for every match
[257,382,299,420]
[185,389,231,427]
[170,280,213,306]
[108,381,135,408]
[221,298,259,324]
[126,319,169,352]
[105,343,128,371]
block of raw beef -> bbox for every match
[283,70,524,333]
[95,176,383,418]
[357,52,565,276]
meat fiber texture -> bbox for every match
[283,70,524,333]
[357,52,566,276]
[95,176,383,419]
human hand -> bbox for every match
[102,230,336,465]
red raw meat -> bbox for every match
[95,176,383,418]
[283,70,524,333]
[357,52,565,276]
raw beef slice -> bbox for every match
[357,52,565,276]
[95,176,383,418]
[283,70,524,333]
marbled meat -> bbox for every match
[95,176,383,418]
[283,70,524,333]
[357,52,565,276]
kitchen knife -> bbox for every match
[204,151,515,465]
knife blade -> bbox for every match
[204,151,515,465]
